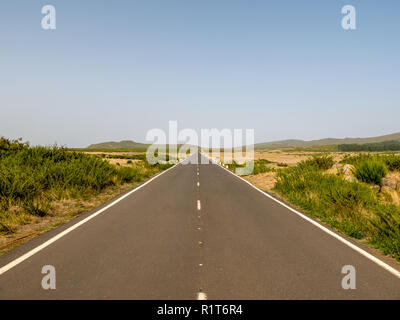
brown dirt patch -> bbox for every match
[243,172,278,192]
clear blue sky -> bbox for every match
[1,0,399,147]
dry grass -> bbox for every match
[107,158,141,167]
[243,171,277,192]
[205,150,348,167]
[254,150,347,165]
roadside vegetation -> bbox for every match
[0,137,172,249]
[353,160,387,185]
[226,159,276,174]
[340,153,400,172]
[273,155,400,260]
[223,151,400,261]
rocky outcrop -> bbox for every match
[345,176,357,183]
[327,164,341,175]
[381,186,400,205]
[381,178,397,190]
[327,163,356,180]
[342,164,355,176]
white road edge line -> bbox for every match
[0,161,182,276]
[197,200,201,211]
[205,154,400,280]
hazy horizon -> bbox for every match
[74,130,400,149]
[1,1,399,147]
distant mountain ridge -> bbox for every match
[254,132,400,149]
[87,140,149,150]
[87,132,400,150]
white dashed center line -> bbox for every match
[197,200,201,211]
[197,292,208,300]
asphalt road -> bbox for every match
[0,153,399,299]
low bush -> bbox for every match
[300,155,335,170]
[274,157,400,260]
[253,159,274,174]
[369,204,400,259]
[384,155,400,171]
[341,154,400,172]
[226,159,274,175]
[0,144,172,233]
[354,160,387,184]
[274,164,373,238]
[0,137,28,155]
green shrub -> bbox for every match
[355,160,387,184]
[341,154,372,167]
[0,146,119,204]
[341,154,400,172]
[116,166,140,183]
[369,204,400,260]
[253,159,274,174]
[225,161,245,172]
[0,142,172,234]
[274,164,373,238]
[274,156,400,260]
[384,155,400,171]
[0,146,134,213]
[226,159,274,175]
[299,155,335,170]
[0,137,28,155]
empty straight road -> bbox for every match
[0,153,399,299]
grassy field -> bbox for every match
[0,138,173,253]
[222,151,400,261]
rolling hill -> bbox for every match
[86,132,400,150]
[254,132,400,149]
[87,140,150,150]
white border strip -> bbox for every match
[0,162,180,276]
[206,154,400,279]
